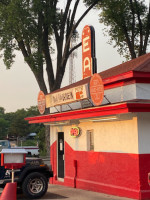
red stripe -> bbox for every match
[26,103,150,124]
[26,103,129,123]
[50,141,150,200]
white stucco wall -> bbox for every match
[136,84,150,100]
[50,113,139,154]
[137,113,150,154]
[50,125,65,145]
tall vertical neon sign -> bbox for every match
[82,25,97,79]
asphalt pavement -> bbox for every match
[17,184,135,200]
[0,156,135,200]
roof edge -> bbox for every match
[25,102,150,124]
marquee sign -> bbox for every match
[46,84,89,108]
[82,25,97,79]
[37,91,46,114]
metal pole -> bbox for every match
[12,169,14,183]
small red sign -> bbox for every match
[76,91,83,100]
[70,127,80,137]
[82,25,92,79]
[1,153,26,170]
[37,91,46,114]
[90,73,104,106]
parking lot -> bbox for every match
[17,184,134,200]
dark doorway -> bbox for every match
[58,132,64,178]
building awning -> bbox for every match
[25,102,150,124]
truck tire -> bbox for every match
[22,172,48,199]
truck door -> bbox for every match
[58,132,64,179]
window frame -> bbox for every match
[87,129,94,151]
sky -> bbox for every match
[0,1,125,113]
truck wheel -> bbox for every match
[22,172,48,199]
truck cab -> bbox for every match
[0,140,11,151]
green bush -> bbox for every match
[20,140,37,146]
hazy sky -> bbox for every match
[0,1,125,113]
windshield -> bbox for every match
[0,140,9,147]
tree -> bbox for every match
[85,0,150,60]
[0,107,5,115]
[0,118,8,139]
[37,127,47,156]
[0,0,100,155]
[0,0,100,94]
[0,107,8,139]
[26,106,44,134]
[8,109,30,137]
[7,107,43,137]
[0,106,44,140]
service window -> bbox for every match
[87,130,94,151]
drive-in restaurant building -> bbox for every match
[26,26,150,200]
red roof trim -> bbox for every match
[133,71,150,77]
[103,71,133,85]
[99,53,150,79]
[47,54,150,95]
[25,103,150,124]
[103,71,150,90]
